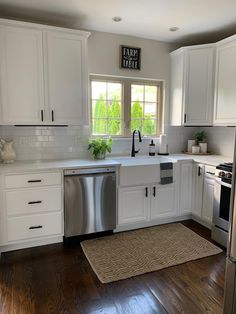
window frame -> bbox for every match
[90,75,163,138]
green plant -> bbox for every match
[88,137,113,159]
[195,131,207,143]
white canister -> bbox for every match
[192,145,200,154]
[199,142,207,154]
[187,139,196,153]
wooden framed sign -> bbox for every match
[120,46,141,70]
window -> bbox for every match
[90,76,162,137]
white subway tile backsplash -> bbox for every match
[0,124,234,161]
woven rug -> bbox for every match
[81,223,222,283]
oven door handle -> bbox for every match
[214,177,232,189]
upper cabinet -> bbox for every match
[0,19,90,125]
[0,26,44,124]
[214,36,236,125]
[170,45,215,126]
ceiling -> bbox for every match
[0,0,236,44]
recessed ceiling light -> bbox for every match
[169,27,179,32]
[112,16,122,22]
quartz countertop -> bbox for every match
[0,153,232,174]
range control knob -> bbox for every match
[225,173,232,179]
[219,171,225,177]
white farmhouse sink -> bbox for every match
[112,155,176,167]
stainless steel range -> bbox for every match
[212,162,233,247]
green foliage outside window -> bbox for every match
[92,96,156,136]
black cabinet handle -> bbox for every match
[27,180,42,183]
[145,187,148,198]
[51,110,54,122]
[198,166,201,176]
[28,201,42,205]
[206,171,215,175]
[29,225,43,230]
[184,113,187,123]
[153,186,156,197]
[41,110,44,122]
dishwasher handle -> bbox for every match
[64,167,116,176]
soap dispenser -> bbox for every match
[149,139,155,156]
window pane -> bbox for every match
[143,119,156,135]
[108,119,121,135]
[131,101,143,119]
[108,100,121,118]
[145,85,157,102]
[144,102,156,116]
[92,100,107,118]
[91,81,106,99]
[131,84,144,101]
[108,83,122,101]
[131,119,142,133]
[92,119,107,135]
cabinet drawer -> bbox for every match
[5,172,62,189]
[7,212,62,242]
[6,187,62,216]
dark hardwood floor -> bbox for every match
[0,220,225,314]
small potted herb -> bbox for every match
[88,137,113,160]
[195,131,208,153]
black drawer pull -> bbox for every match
[28,201,42,205]
[27,180,42,183]
[145,187,148,198]
[206,171,215,175]
[29,225,43,230]
[153,186,156,197]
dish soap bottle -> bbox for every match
[149,140,155,156]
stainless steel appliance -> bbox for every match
[212,162,233,247]
[224,134,236,313]
[64,167,117,237]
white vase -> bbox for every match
[0,140,16,163]
[187,139,196,152]
[199,142,207,154]
[192,145,200,154]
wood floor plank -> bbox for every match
[0,220,225,314]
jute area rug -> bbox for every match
[81,223,222,283]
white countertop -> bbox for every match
[0,153,232,173]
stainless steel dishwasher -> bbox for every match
[64,167,117,237]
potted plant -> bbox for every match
[195,131,208,153]
[88,137,113,160]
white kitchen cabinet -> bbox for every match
[192,163,204,218]
[0,19,90,125]
[179,162,193,214]
[202,171,215,225]
[0,25,44,124]
[118,186,149,225]
[214,36,236,125]
[150,184,176,219]
[44,31,88,124]
[170,45,215,126]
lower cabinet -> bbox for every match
[179,162,193,214]
[202,177,214,224]
[118,186,149,225]
[118,183,177,226]
[150,184,176,219]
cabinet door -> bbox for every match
[0,26,44,124]
[150,184,176,219]
[118,186,149,225]
[202,178,214,224]
[179,163,193,214]
[184,48,214,126]
[214,39,236,125]
[192,163,204,218]
[44,31,86,124]
[170,50,184,126]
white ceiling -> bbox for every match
[0,0,236,43]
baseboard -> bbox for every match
[0,236,63,253]
[115,214,192,233]
[191,215,212,230]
